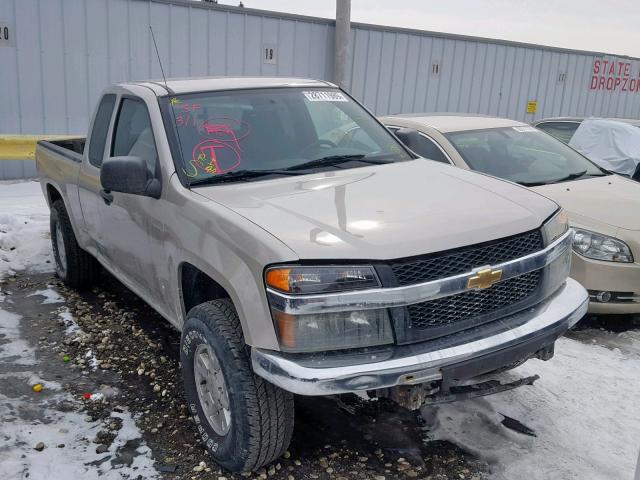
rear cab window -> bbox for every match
[111,97,159,177]
[386,126,449,164]
[88,94,116,167]
[535,122,580,144]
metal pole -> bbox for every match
[334,0,351,91]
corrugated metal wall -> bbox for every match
[1,0,639,138]
[350,27,640,120]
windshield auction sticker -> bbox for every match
[303,91,348,102]
[512,126,537,133]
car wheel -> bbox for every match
[181,299,295,472]
[50,200,100,288]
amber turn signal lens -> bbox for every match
[272,310,296,348]
[266,268,291,292]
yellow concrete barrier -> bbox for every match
[0,135,80,160]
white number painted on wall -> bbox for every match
[263,45,277,64]
[0,22,15,47]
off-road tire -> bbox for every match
[181,299,295,472]
[50,200,100,289]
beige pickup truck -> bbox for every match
[36,77,587,472]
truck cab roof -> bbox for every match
[120,76,335,96]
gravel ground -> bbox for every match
[1,271,489,480]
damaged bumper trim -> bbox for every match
[266,229,573,315]
[252,278,588,395]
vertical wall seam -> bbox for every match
[373,33,385,113]
[127,0,132,79]
[411,37,423,111]
[399,35,411,111]
[349,27,357,90]
[148,1,152,77]
[83,0,91,120]
[361,29,370,102]
[476,44,486,113]
[36,2,46,132]
[187,6,192,76]
[385,33,398,113]
[60,0,69,132]
[168,4,173,75]
[106,0,112,84]
[487,48,502,115]
[424,37,434,111]
[13,0,23,133]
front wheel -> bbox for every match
[180,299,295,472]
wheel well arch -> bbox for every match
[46,183,63,206]
[180,262,232,316]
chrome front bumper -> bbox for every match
[252,278,588,395]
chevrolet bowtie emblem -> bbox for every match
[467,268,503,290]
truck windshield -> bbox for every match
[445,126,607,186]
[164,88,410,184]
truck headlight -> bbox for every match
[265,265,393,352]
[271,308,393,353]
[542,209,569,245]
[573,229,634,263]
[265,265,380,294]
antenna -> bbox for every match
[149,26,169,92]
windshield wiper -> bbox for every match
[189,168,306,186]
[518,170,588,187]
[284,154,393,171]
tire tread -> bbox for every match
[186,299,294,471]
[51,200,100,288]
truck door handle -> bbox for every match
[100,189,114,205]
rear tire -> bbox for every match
[50,200,100,288]
[181,299,295,472]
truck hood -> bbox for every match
[196,160,557,260]
[533,175,640,231]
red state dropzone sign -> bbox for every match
[590,59,640,92]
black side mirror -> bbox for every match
[394,128,422,154]
[101,156,161,199]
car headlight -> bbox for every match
[573,229,634,263]
[265,266,393,352]
[542,209,569,245]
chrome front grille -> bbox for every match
[390,230,544,286]
[407,270,542,331]
[386,230,545,344]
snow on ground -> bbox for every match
[0,308,36,366]
[0,182,158,478]
[28,288,64,304]
[0,292,158,479]
[425,336,640,480]
[0,180,52,279]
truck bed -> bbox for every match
[36,138,87,225]
[37,138,86,163]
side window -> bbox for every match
[535,122,580,144]
[413,135,449,163]
[88,94,116,167]
[111,98,159,176]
